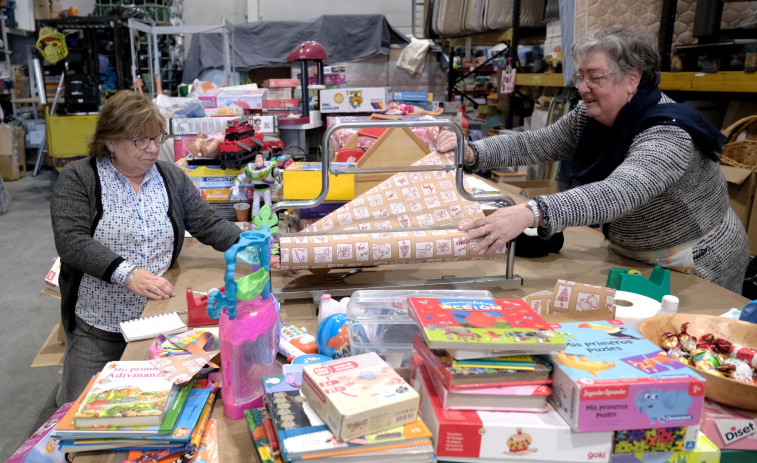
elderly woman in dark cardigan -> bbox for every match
[436,28,748,293]
[51,91,240,406]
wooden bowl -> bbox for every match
[639,313,757,411]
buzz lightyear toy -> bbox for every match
[230,154,277,217]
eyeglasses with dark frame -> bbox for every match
[571,73,614,89]
[133,132,167,150]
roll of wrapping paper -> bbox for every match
[278,152,507,270]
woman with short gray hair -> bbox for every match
[436,28,749,293]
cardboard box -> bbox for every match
[320,88,387,113]
[263,98,299,109]
[262,78,299,88]
[503,179,559,198]
[301,352,420,441]
[0,124,26,181]
[44,257,60,293]
[414,358,614,462]
[699,399,757,451]
[611,433,720,463]
[548,320,706,432]
[282,162,355,200]
[721,164,757,254]
[392,92,433,102]
[613,425,700,453]
[198,88,265,110]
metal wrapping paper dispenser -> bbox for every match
[270,119,523,301]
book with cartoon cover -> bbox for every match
[407,297,566,353]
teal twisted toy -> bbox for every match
[206,205,278,320]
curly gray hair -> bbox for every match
[570,29,661,88]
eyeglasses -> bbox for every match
[133,132,167,150]
[571,73,614,89]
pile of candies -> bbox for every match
[660,322,757,384]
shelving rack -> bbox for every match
[127,17,235,97]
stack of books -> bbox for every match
[408,296,563,412]
[246,353,435,463]
[51,360,217,458]
[407,297,615,462]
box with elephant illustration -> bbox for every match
[548,320,705,432]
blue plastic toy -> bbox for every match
[316,313,350,360]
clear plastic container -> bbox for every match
[346,289,493,367]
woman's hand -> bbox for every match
[435,130,474,163]
[128,268,175,299]
[458,204,535,254]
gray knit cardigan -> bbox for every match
[51,157,241,332]
[469,95,749,291]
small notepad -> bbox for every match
[119,312,187,342]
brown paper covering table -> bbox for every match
[72,224,749,463]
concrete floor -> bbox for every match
[0,169,64,460]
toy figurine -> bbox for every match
[386,101,443,116]
[231,154,278,217]
[186,132,221,159]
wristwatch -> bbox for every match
[526,199,541,229]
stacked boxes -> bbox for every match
[548,321,705,432]
[300,352,420,441]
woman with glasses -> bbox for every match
[51,90,241,405]
[436,28,748,293]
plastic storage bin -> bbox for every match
[346,289,493,367]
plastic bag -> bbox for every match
[397,37,432,76]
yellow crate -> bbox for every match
[282,162,355,200]
[46,113,98,158]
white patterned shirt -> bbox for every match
[74,158,174,332]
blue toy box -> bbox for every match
[548,320,705,432]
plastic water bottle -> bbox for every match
[660,295,679,315]
[318,294,346,325]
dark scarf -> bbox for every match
[558,86,725,190]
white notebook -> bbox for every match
[119,312,187,342]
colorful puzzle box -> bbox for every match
[548,320,705,432]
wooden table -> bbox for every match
[74,224,750,462]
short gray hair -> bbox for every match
[570,29,661,87]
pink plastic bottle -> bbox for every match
[219,295,280,419]
[206,221,280,419]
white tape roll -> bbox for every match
[613,290,663,333]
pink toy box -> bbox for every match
[700,398,757,451]
[548,320,706,433]
[7,402,70,463]
[414,356,614,462]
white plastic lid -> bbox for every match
[660,295,679,314]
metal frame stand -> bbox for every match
[269,118,523,302]
[127,18,235,97]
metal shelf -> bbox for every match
[514,71,757,93]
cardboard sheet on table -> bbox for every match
[149,329,220,384]
[278,152,506,270]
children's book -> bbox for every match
[548,320,705,432]
[66,388,211,445]
[53,381,200,440]
[411,354,551,412]
[73,360,177,427]
[125,419,220,463]
[244,408,283,463]
[452,355,541,370]
[407,297,566,353]
[262,372,433,462]
[412,334,552,390]
[414,356,614,462]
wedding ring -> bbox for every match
[148,286,152,293]
[487,233,496,243]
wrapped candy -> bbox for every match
[692,350,720,370]
[732,346,757,368]
[667,347,689,360]
[661,332,680,350]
